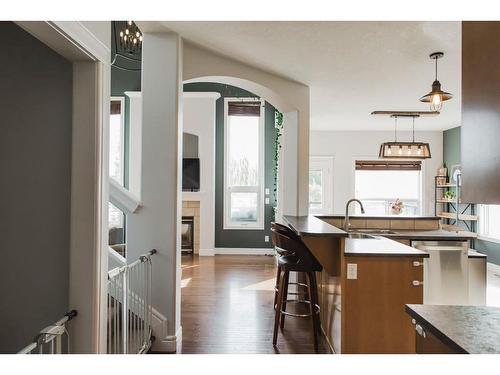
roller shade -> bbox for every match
[110,100,122,115]
[228,101,261,117]
[355,160,421,171]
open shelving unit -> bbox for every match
[434,175,477,233]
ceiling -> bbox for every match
[161,21,461,131]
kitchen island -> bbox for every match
[283,214,478,354]
[406,304,500,354]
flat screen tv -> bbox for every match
[182,158,200,192]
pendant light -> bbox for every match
[419,52,453,111]
[378,115,431,159]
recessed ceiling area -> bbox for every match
[161,21,461,131]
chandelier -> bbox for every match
[119,21,142,55]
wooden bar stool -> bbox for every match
[271,226,322,352]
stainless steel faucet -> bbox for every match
[344,199,365,231]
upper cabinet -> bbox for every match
[461,22,500,204]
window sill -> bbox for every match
[477,235,500,245]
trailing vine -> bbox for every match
[272,111,284,221]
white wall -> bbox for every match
[310,130,443,215]
[182,92,219,254]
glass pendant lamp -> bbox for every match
[379,115,431,159]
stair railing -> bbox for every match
[107,249,157,354]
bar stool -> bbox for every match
[271,223,309,310]
[271,226,322,352]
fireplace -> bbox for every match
[181,216,195,255]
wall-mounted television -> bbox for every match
[182,158,200,192]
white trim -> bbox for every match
[183,91,221,99]
[109,178,141,214]
[199,248,215,256]
[214,247,275,255]
[223,97,265,230]
[124,91,141,98]
[478,236,500,245]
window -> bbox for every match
[478,205,500,242]
[110,97,125,186]
[224,99,265,229]
[309,157,333,214]
[355,160,422,215]
[108,202,126,257]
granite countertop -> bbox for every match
[283,215,347,237]
[317,214,441,220]
[406,304,500,354]
[381,229,476,241]
[345,236,429,258]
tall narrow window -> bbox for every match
[478,204,500,242]
[110,97,125,186]
[309,157,334,214]
[355,160,422,215]
[224,99,265,229]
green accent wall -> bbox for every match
[443,126,500,265]
[443,126,461,168]
[184,82,277,249]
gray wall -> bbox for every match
[184,83,277,249]
[0,22,72,353]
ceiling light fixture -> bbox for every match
[419,52,453,111]
[119,21,142,55]
[378,114,431,159]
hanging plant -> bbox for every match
[272,111,284,221]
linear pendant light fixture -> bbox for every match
[419,52,453,111]
[373,112,433,159]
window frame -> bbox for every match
[109,96,126,187]
[353,157,424,216]
[309,156,334,215]
[223,97,265,230]
[478,204,500,244]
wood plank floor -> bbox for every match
[180,255,330,354]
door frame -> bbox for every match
[16,21,111,353]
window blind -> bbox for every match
[228,101,261,117]
[355,160,421,171]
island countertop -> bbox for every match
[283,215,348,237]
[405,304,500,354]
[345,236,429,258]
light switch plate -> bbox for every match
[347,263,357,279]
[265,188,270,195]
[265,197,270,204]
[264,235,269,242]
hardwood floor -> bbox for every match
[180,254,330,354]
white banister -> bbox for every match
[17,310,78,354]
[107,249,156,354]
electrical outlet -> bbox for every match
[265,188,270,195]
[265,197,270,204]
[264,235,269,242]
[347,263,357,279]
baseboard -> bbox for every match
[214,247,275,256]
[150,308,182,353]
[199,248,215,256]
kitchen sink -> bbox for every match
[347,232,379,239]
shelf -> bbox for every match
[437,212,478,221]
[441,224,478,237]
[436,199,460,203]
